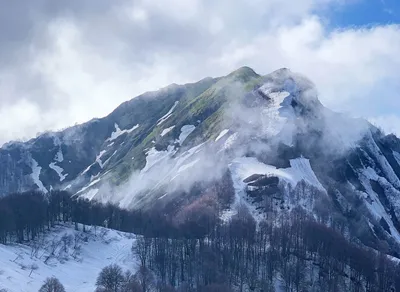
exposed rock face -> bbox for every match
[245,175,281,202]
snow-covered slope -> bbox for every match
[0,224,136,292]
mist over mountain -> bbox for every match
[0,67,400,251]
[2,67,400,255]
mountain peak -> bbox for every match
[227,66,260,82]
[271,67,290,74]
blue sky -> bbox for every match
[328,0,399,27]
[324,0,400,127]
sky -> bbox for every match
[0,0,399,145]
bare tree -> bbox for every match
[96,264,125,292]
[38,277,66,292]
[132,237,151,267]
[61,234,73,253]
[122,270,143,292]
[29,264,39,277]
[44,240,59,264]
[134,266,155,292]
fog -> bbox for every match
[81,68,374,209]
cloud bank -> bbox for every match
[0,0,399,144]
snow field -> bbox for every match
[0,224,137,292]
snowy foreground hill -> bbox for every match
[0,224,136,292]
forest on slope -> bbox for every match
[1,190,400,291]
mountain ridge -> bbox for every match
[2,67,400,257]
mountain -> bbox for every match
[2,66,400,256]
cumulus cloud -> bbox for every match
[215,18,400,111]
[0,0,399,144]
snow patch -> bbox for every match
[82,164,93,175]
[222,156,324,222]
[118,142,206,208]
[96,150,107,168]
[161,126,175,137]
[30,159,48,193]
[52,136,64,162]
[230,157,291,183]
[177,159,199,173]
[158,193,169,200]
[258,156,322,190]
[82,188,99,200]
[102,150,118,167]
[232,157,324,202]
[359,167,400,242]
[289,158,324,190]
[55,148,64,163]
[178,125,195,145]
[215,129,229,142]
[142,145,176,173]
[106,123,139,142]
[76,177,102,195]
[258,87,295,138]
[49,162,68,182]
[157,101,179,125]
[82,150,109,175]
[250,84,298,146]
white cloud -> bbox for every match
[0,100,42,142]
[370,115,400,136]
[0,0,399,145]
[213,18,400,112]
